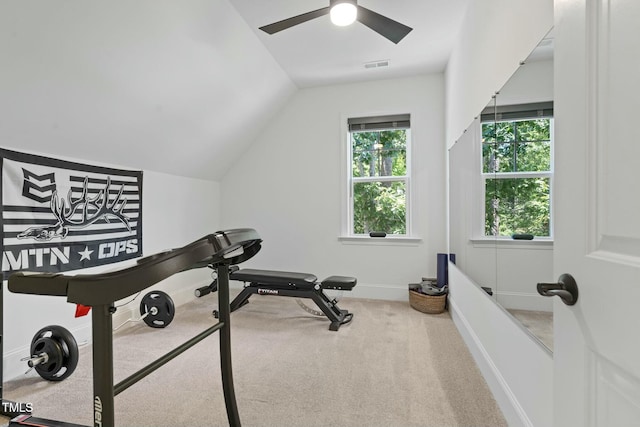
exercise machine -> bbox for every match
[227,268,356,331]
[6,228,262,427]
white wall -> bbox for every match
[0,0,297,181]
[2,149,220,381]
[221,75,446,300]
[445,0,554,148]
[445,0,554,425]
[498,59,553,106]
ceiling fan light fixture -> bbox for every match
[259,0,412,44]
[330,0,358,27]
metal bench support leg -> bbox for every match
[229,287,256,312]
[217,264,241,427]
[92,304,115,427]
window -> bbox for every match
[347,114,410,236]
[481,103,553,237]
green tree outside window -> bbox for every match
[351,129,408,235]
[482,118,552,237]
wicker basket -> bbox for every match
[409,289,447,314]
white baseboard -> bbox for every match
[448,298,533,427]
[338,283,408,301]
[113,279,210,332]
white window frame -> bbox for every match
[340,113,415,241]
[479,116,555,240]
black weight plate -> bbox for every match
[31,337,64,379]
[140,290,175,328]
[30,325,79,381]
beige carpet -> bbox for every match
[1,294,507,427]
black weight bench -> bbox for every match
[228,268,356,331]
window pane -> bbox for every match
[515,140,551,171]
[482,122,496,143]
[516,119,551,141]
[495,121,515,142]
[485,177,551,237]
[352,130,406,177]
[483,119,552,173]
[353,181,406,234]
[483,142,516,173]
[482,143,495,173]
[496,142,515,172]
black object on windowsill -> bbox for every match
[369,232,387,238]
[512,233,534,240]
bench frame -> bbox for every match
[229,273,354,331]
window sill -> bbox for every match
[470,237,554,249]
[338,235,422,246]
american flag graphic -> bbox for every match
[1,148,143,277]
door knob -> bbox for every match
[537,273,579,306]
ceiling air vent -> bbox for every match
[364,60,389,69]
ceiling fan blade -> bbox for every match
[259,7,331,34]
[357,6,413,44]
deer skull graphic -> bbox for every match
[17,177,131,242]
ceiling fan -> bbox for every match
[259,0,413,44]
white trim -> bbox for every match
[340,110,414,238]
[345,283,410,301]
[482,171,552,179]
[470,237,554,249]
[352,175,408,183]
[449,298,534,427]
[338,235,422,246]
[495,290,554,312]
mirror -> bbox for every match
[449,97,497,297]
[449,32,555,352]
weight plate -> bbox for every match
[139,290,175,328]
[29,325,79,382]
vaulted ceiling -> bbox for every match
[0,0,468,181]
[228,0,469,87]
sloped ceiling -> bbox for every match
[0,0,468,181]
[0,0,296,181]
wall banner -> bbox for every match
[1,148,143,278]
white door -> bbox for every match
[554,0,640,425]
